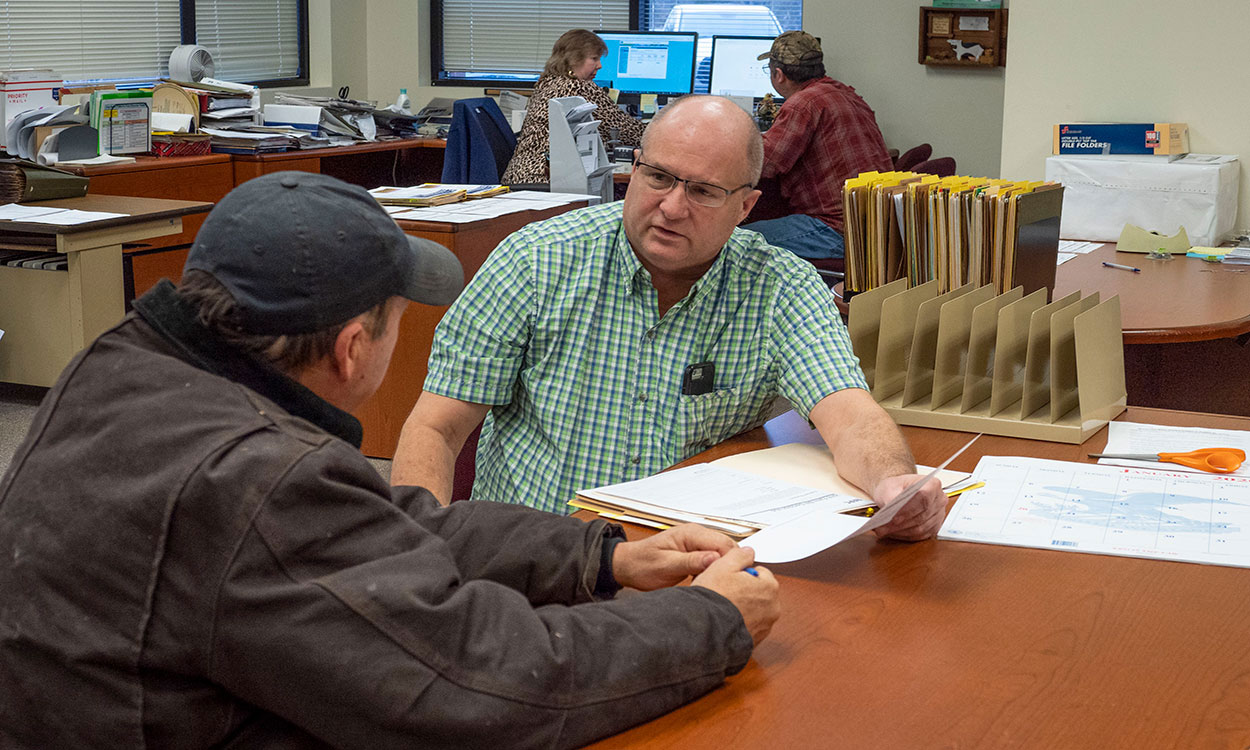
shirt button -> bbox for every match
[645,329,656,341]
[630,455,641,465]
[638,392,648,403]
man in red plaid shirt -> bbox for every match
[742,31,893,260]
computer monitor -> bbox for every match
[709,36,777,99]
[593,31,698,97]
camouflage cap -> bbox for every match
[757,30,823,66]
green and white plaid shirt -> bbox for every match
[425,202,867,514]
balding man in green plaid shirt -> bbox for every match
[393,96,946,542]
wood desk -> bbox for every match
[353,200,589,458]
[0,195,211,387]
[64,155,235,299]
[586,407,1250,749]
[1055,244,1250,416]
[231,138,446,189]
[1055,244,1250,344]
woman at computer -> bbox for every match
[501,29,645,186]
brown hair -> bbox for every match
[178,269,390,375]
[544,29,608,78]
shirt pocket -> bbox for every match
[676,386,757,456]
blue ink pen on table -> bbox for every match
[1102,261,1141,273]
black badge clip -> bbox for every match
[681,362,715,396]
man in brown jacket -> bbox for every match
[0,172,778,749]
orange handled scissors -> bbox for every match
[1088,447,1246,474]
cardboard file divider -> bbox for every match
[847,278,908,389]
[902,282,974,408]
[929,284,995,411]
[987,288,1048,416]
[1048,294,1100,423]
[959,286,1023,413]
[872,279,937,401]
[1019,291,1081,420]
[855,283,1125,443]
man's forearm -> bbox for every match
[390,422,457,504]
[810,389,916,496]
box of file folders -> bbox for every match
[842,171,1064,299]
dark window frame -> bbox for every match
[178,0,310,88]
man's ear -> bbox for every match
[330,319,369,383]
[738,188,762,224]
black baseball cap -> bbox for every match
[184,171,464,335]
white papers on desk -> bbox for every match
[1097,422,1250,477]
[495,190,598,206]
[582,464,871,534]
[0,204,70,221]
[939,455,1250,569]
[0,204,127,225]
[1059,240,1101,254]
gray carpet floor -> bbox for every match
[0,382,392,482]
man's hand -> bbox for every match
[868,473,947,541]
[612,524,737,591]
[691,547,780,646]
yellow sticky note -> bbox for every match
[640,94,658,114]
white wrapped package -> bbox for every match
[1044,154,1239,246]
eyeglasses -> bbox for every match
[760,62,772,73]
[634,160,753,208]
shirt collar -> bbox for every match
[133,280,364,448]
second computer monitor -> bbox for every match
[709,35,777,99]
[594,30,697,96]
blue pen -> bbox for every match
[744,567,759,577]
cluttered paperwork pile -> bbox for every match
[573,442,973,563]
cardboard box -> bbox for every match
[0,70,61,151]
[1045,154,1239,246]
[1053,122,1189,156]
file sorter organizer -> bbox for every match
[849,278,1126,443]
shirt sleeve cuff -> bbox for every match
[593,524,627,599]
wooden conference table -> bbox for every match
[1054,243,1250,416]
[583,406,1250,749]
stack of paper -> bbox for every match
[572,443,972,550]
[369,184,467,207]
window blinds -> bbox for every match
[0,0,181,84]
[195,0,302,82]
[441,0,629,75]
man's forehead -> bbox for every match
[645,122,746,185]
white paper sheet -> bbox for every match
[1097,421,1250,476]
[939,455,1250,568]
[0,204,71,220]
[18,209,127,225]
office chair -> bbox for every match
[441,97,517,183]
[894,143,933,172]
[911,156,957,177]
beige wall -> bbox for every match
[304,1,1009,179]
[804,1,1006,179]
[1001,0,1250,230]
